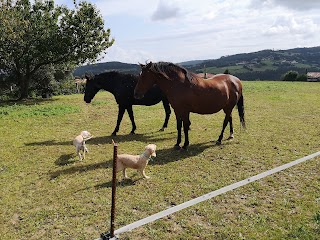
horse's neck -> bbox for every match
[157,72,188,90]
[101,79,116,93]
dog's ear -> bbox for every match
[151,150,156,157]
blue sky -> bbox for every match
[55,0,320,64]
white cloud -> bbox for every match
[151,0,180,21]
[101,44,154,64]
[94,0,157,17]
[271,0,320,10]
[250,0,320,10]
[264,16,319,36]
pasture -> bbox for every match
[0,81,319,240]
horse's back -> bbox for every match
[181,74,242,114]
[194,74,242,94]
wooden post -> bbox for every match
[110,140,118,237]
[100,140,118,240]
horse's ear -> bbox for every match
[139,63,145,68]
[146,61,153,69]
[84,73,94,81]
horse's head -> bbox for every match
[134,62,156,99]
[83,74,100,103]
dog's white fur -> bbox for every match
[116,144,156,179]
[73,131,92,161]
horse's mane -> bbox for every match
[148,62,195,83]
[95,71,136,81]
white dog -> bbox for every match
[116,144,156,179]
[73,131,92,161]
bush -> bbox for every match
[296,74,307,82]
[282,71,298,81]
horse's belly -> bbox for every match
[190,97,226,114]
[191,105,222,114]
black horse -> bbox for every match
[84,71,171,136]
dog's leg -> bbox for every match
[140,169,150,179]
[82,149,85,160]
[77,150,83,161]
[84,143,89,153]
[122,168,129,179]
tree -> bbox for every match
[282,71,298,81]
[0,0,114,99]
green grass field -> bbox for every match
[1,81,320,239]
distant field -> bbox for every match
[0,81,320,239]
[205,60,308,76]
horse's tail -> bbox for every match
[237,94,246,129]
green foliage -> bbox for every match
[296,74,308,82]
[0,0,114,99]
[283,71,299,81]
[282,71,308,82]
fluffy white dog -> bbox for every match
[73,131,92,161]
[116,144,156,179]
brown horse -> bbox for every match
[134,62,245,150]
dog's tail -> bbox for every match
[84,136,93,141]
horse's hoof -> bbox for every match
[174,145,181,150]
[130,132,135,135]
[215,141,222,145]
[111,132,117,136]
[159,128,164,132]
[227,136,234,141]
[180,146,188,151]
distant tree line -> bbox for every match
[282,71,307,82]
[234,67,310,81]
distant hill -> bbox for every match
[74,46,320,80]
[73,61,140,77]
[189,46,320,80]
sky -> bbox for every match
[55,0,320,64]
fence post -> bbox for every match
[100,140,119,240]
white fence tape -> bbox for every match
[96,151,320,239]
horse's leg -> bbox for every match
[174,115,182,150]
[126,105,136,134]
[227,114,234,140]
[160,98,171,131]
[182,113,191,150]
[112,105,126,136]
[217,112,231,145]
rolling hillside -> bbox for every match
[74,46,320,80]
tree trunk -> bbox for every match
[18,74,31,100]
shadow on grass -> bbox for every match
[92,141,229,189]
[55,154,76,166]
[25,140,72,146]
[95,177,143,189]
[49,136,236,180]
[26,131,176,147]
[49,160,112,180]
[89,131,176,145]
[0,98,57,106]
